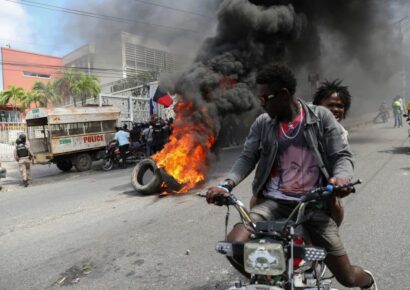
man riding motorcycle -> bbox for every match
[206,64,377,289]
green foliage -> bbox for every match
[54,69,101,106]
[0,81,63,111]
[0,70,101,110]
[32,81,61,105]
[0,86,26,110]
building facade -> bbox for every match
[64,32,187,94]
[0,47,63,122]
[1,47,63,92]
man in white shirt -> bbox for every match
[114,126,130,168]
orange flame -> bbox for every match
[152,102,216,192]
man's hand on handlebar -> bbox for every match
[206,186,230,206]
[328,177,354,198]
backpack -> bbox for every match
[16,143,29,158]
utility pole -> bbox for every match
[308,73,320,97]
[393,16,409,99]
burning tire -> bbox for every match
[131,159,163,195]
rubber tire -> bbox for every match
[56,159,73,172]
[74,153,92,172]
[131,158,162,195]
[102,158,114,171]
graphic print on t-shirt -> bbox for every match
[264,107,321,201]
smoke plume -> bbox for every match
[168,0,402,145]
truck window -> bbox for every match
[102,120,116,132]
[50,124,68,137]
[28,126,49,139]
[84,122,102,134]
[69,123,85,135]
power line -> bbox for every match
[0,38,62,48]
[0,60,170,79]
[0,68,128,80]
[3,0,205,36]
[133,0,213,19]
[1,60,125,73]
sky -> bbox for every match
[0,0,217,90]
[1,0,410,94]
[0,0,77,56]
[0,0,73,90]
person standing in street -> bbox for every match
[392,96,403,128]
[14,134,33,187]
[142,125,154,156]
[114,126,130,168]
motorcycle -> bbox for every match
[373,110,389,123]
[198,180,362,290]
[101,140,146,171]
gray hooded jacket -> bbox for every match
[226,100,354,198]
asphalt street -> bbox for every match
[0,120,409,290]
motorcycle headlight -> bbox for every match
[244,241,286,276]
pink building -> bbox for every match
[0,47,63,121]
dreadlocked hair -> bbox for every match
[313,79,352,115]
[257,64,297,96]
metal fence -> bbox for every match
[0,122,26,161]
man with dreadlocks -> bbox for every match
[313,79,352,227]
[313,79,351,145]
[206,64,378,289]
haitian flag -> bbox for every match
[153,87,173,108]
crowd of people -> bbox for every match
[116,115,174,160]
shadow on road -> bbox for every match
[349,136,383,144]
[378,146,410,155]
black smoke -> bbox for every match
[167,0,401,145]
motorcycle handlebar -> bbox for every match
[196,192,237,206]
[300,179,362,202]
[198,179,362,205]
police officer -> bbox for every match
[14,134,33,187]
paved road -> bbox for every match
[0,121,409,290]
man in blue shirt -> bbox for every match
[114,126,130,168]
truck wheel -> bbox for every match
[131,159,162,195]
[56,159,73,172]
[74,153,92,172]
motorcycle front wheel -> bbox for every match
[134,151,146,161]
[102,158,114,171]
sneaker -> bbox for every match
[23,180,29,187]
[361,270,378,290]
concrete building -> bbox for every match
[63,32,187,93]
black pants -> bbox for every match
[119,144,129,167]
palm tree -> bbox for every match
[72,74,101,106]
[20,90,44,110]
[54,70,100,106]
[54,69,81,106]
[32,81,61,106]
[0,86,26,111]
